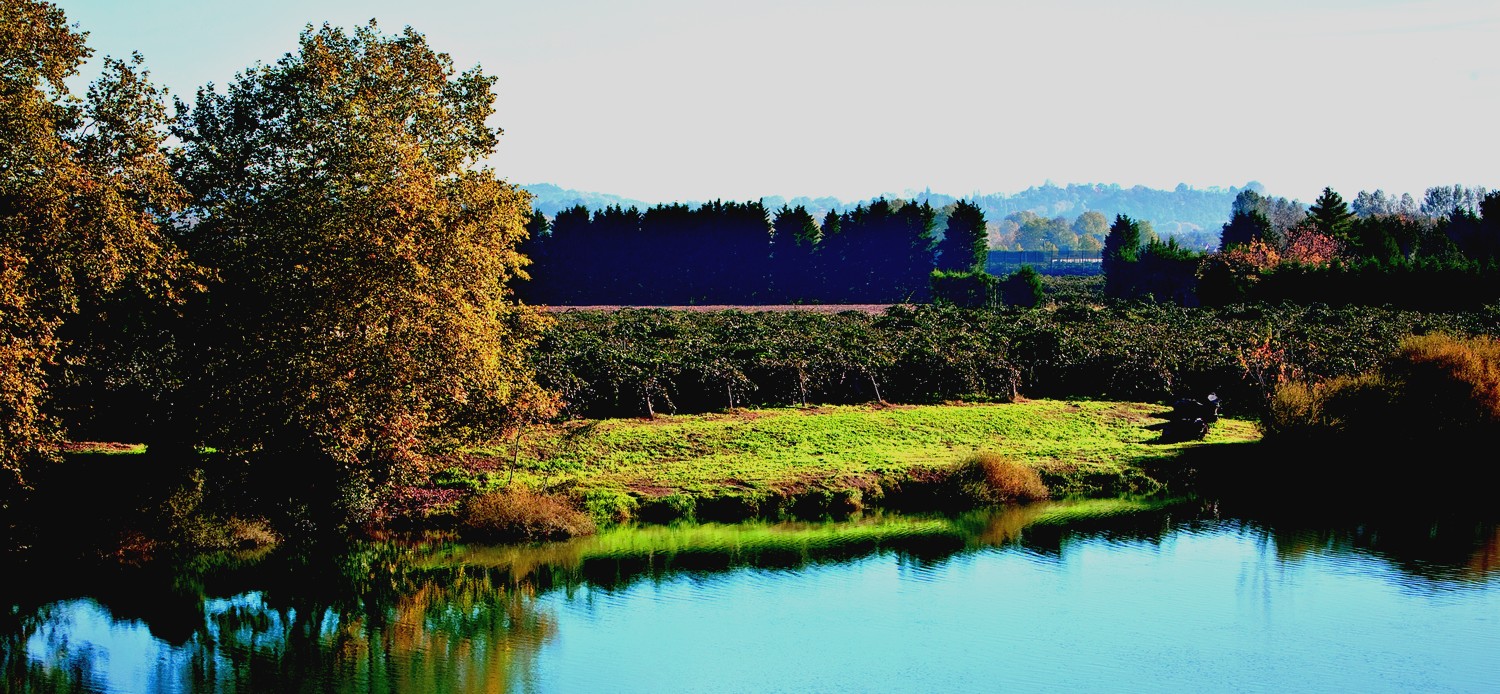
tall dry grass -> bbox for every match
[460,487,596,542]
[1266,333,1500,442]
[1390,333,1500,426]
[950,453,1050,505]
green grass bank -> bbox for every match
[413,400,1258,529]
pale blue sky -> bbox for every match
[57,0,1500,203]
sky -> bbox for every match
[56,0,1500,204]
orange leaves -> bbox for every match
[1221,239,1281,272]
[1238,331,1303,393]
[1282,223,1340,266]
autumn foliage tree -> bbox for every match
[1,1,192,491]
[170,22,550,521]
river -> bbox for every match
[5,499,1498,692]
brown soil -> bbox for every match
[626,484,677,497]
[543,304,898,315]
[61,441,141,453]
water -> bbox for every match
[5,500,1499,692]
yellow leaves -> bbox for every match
[3,1,195,485]
[167,22,550,491]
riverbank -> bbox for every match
[24,400,1257,562]
[394,400,1259,530]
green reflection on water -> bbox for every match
[5,497,1498,692]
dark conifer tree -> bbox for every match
[1219,210,1275,251]
[1308,187,1355,243]
[813,209,845,301]
[1347,215,1403,263]
[1440,208,1487,264]
[772,205,822,301]
[546,205,592,303]
[640,202,694,303]
[1474,191,1500,264]
[1103,214,1143,298]
[516,208,552,302]
[935,200,988,272]
[592,205,643,301]
[892,200,938,301]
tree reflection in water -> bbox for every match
[3,545,556,692]
[4,500,1497,691]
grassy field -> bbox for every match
[424,400,1259,525]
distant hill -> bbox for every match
[520,183,652,217]
[522,181,1275,237]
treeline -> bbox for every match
[531,300,1499,420]
[522,184,1500,308]
[520,198,955,304]
[1101,186,1500,309]
[527,181,1248,240]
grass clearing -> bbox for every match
[434,400,1258,525]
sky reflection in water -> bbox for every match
[7,502,1499,693]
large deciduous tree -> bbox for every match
[171,22,550,520]
[1,1,191,490]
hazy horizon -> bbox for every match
[57,0,1500,204]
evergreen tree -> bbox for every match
[772,205,821,301]
[1000,265,1043,308]
[813,209,845,300]
[1348,216,1402,264]
[893,200,938,301]
[1308,187,1355,242]
[1103,215,1142,270]
[515,208,551,302]
[546,205,591,303]
[1478,191,1500,263]
[1102,215,1143,297]
[935,200,988,272]
[1441,208,1489,263]
[1219,210,1275,251]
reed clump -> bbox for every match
[951,453,1050,505]
[460,487,596,542]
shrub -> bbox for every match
[581,487,639,524]
[459,487,596,542]
[637,492,698,524]
[931,270,998,308]
[951,453,1049,505]
[1265,333,1500,444]
[1264,381,1320,439]
[1266,373,1397,440]
[1388,333,1500,434]
[999,265,1044,308]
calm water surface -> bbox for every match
[5,500,1499,692]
